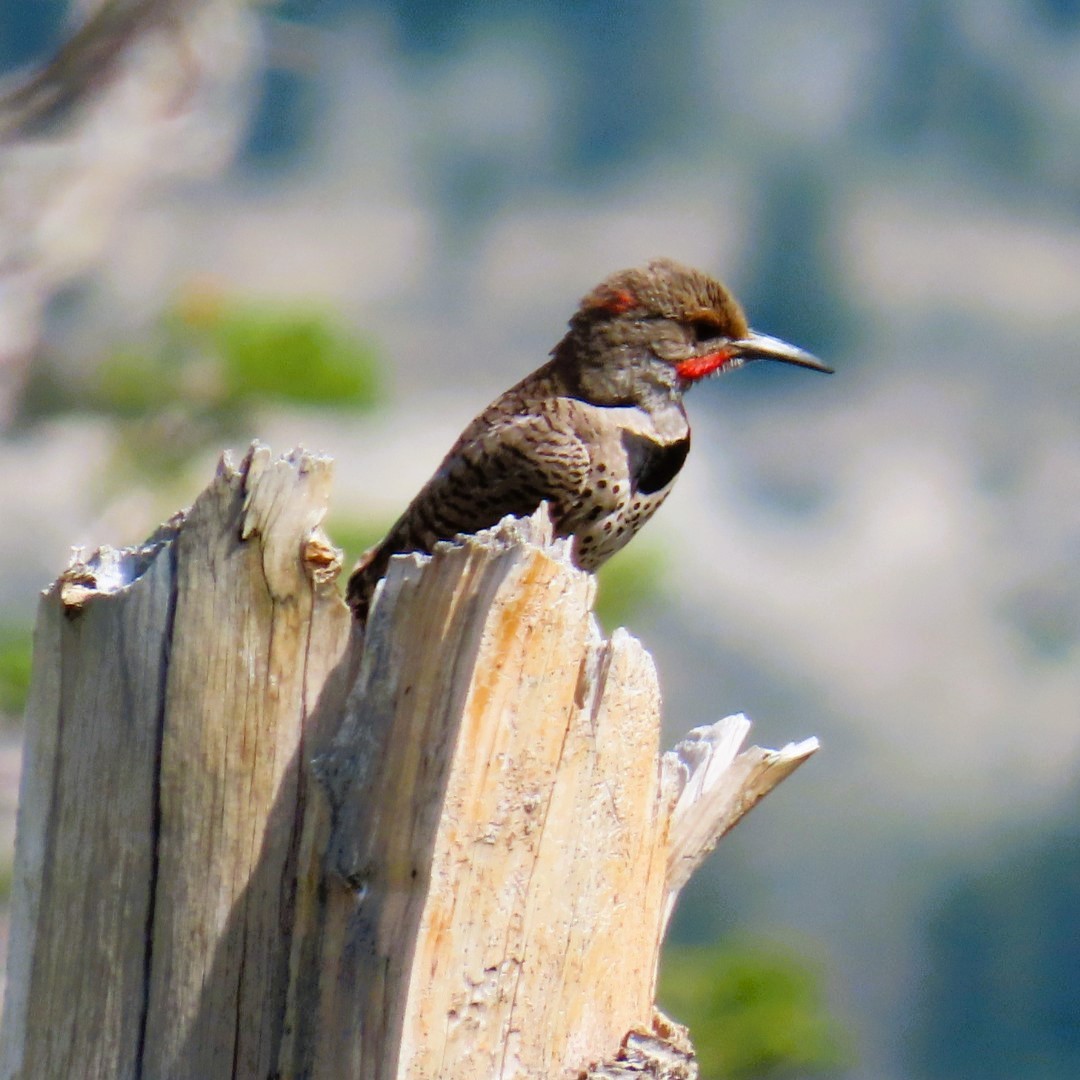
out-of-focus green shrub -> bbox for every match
[659,939,849,1079]
[0,623,33,720]
[327,516,394,574]
[210,304,380,409]
[21,280,383,481]
[594,542,664,630]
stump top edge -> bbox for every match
[371,503,578,617]
[55,512,185,609]
[55,443,334,610]
[221,441,335,484]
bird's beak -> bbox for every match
[732,331,834,374]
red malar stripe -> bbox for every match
[675,349,733,381]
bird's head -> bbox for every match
[555,257,832,407]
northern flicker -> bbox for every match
[347,257,831,620]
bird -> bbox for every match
[346,257,831,620]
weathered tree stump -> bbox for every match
[0,444,816,1079]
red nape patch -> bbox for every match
[591,287,637,314]
[676,349,733,381]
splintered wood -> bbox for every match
[1,445,817,1080]
[303,516,673,1079]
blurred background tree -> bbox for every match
[909,825,1080,1080]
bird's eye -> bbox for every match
[690,318,722,343]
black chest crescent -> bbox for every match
[621,431,691,495]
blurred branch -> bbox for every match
[0,0,185,139]
[0,0,260,417]
[665,717,819,926]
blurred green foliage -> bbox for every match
[209,302,379,409]
[0,623,33,720]
[593,541,664,631]
[327,515,394,573]
[20,281,382,480]
[659,939,848,1080]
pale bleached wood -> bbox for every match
[0,525,179,1080]
[663,718,819,926]
[0,444,352,1080]
[140,445,351,1079]
[294,513,681,1079]
[2,446,817,1080]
